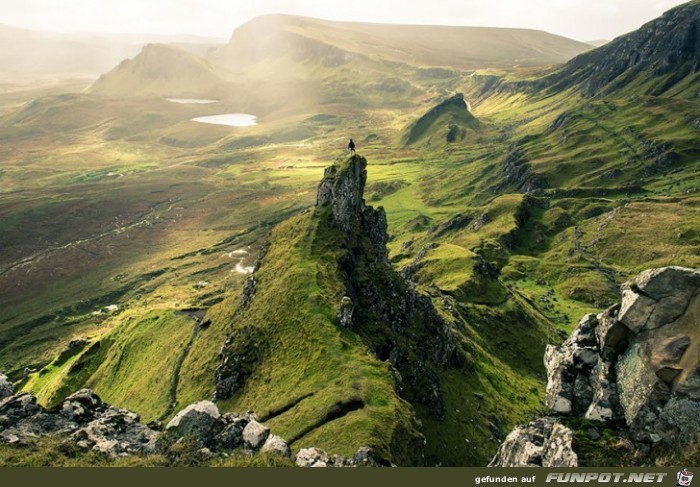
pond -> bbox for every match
[166,98,218,104]
[191,113,257,127]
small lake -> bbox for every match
[166,98,218,104]
[192,113,257,127]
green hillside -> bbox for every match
[211,15,593,70]
[1,2,700,467]
[402,93,483,146]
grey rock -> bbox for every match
[0,413,78,445]
[351,446,390,467]
[260,434,290,457]
[542,422,578,467]
[0,393,41,428]
[595,304,627,353]
[211,413,248,449]
[337,296,354,327]
[496,266,700,464]
[544,314,601,415]
[73,406,159,456]
[316,155,367,234]
[618,267,700,333]
[166,401,220,439]
[0,374,13,399]
[488,417,577,467]
[296,447,330,467]
[585,360,622,421]
[61,389,104,423]
[242,419,269,450]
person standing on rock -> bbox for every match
[348,138,356,154]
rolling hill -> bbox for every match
[210,15,593,71]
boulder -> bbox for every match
[0,393,41,429]
[0,374,13,399]
[166,401,220,439]
[242,419,270,450]
[488,418,577,467]
[73,406,159,456]
[614,267,700,442]
[260,434,290,457]
[617,267,700,333]
[0,412,78,445]
[351,446,391,467]
[211,413,248,450]
[337,296,354,327]
[61,389,105,423]
[494,266,700,465]
[296,447,330,467]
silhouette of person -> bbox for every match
[348,138,356,154]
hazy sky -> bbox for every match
[0,0,689,42]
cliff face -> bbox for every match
[491,266,700,467]
[315,156,462,419]
[213,155,466,465]
[544,0,700,96]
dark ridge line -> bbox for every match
[287,399,365,445]
[258,392,315,423]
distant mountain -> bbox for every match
[0,24,224,78]
[545,0,700,97]
[210,15,593,71]
[87,44,228,98]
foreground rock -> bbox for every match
[166,400,220,439]
[488,418,577,467]
[0,381,387,466]
[73,406,159,455]
[0,374,13,399]
[493,266,700,465]
[295,446,391,467]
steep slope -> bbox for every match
[210,15,593,71]
[214,155,456,464]
[88,44,228,98]
[402,93,482,146]
[214,155,559,465]
[544,0,700,97]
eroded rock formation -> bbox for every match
[492,266,700,466]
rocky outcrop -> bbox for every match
[166,400,220,438]
[0,388,159,455]
[0,374,13,399]
[217,155,462,434]
[295,446,391,468]
[0,387,294,460]
[315,155,461,420]
[73,405,160,456]
[546,267,700,443]
[493,266,700,465]
[544,312,623,420]
[488,418,578,467]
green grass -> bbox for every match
[82,311,195,422]
[214,210,423,465]
[1,18,699,467]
